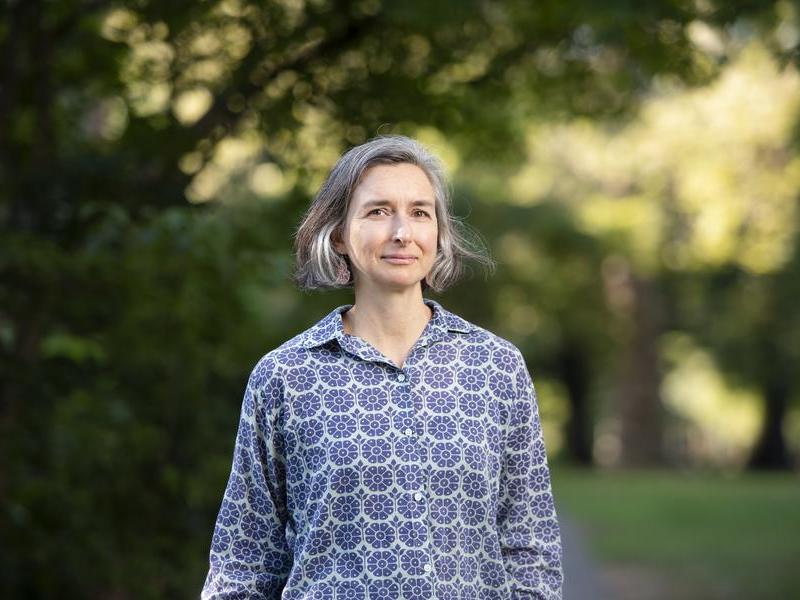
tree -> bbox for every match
[1,0,790,595]
[502,41,800,467]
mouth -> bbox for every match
[382,255,417,264]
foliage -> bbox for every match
[1,0,798,596]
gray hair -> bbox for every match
[292,134,495,293]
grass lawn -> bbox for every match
[550,466,800,600]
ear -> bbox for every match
[331,226,346,254]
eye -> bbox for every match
[367,208,388,216]
[413,209,431,217]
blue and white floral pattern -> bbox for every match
[202,298,563,599]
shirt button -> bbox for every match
[413,491,423,501]
[397,373,407,382]
[423,563,432,573]
[404,428,413,436]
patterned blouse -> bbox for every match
[202,298,563,599]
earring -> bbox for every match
[335,257,351,285]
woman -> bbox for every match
[201,135,563,599]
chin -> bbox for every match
[376,276,425,291]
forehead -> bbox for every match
[350,163,435,203]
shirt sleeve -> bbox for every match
[201,355,293,599]
[496,350,564,599]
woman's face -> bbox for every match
[334,163,439,294]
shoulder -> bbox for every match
[465,322,522,354]
[243,345,301,416]
[246,338,306,384]
[443,306,534,389]
[245,350,285,395]
[442,315,533,413]
[244,309,340,388]
[448,312,527,373]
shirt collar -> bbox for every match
[299,297,474,350]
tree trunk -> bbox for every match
[559,343,594,465]
[748,376,793,470]
[617,273,666,467]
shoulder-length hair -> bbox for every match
[292,134,494,293]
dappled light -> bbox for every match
[510,42,800,275]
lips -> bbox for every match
[382,255,417,264]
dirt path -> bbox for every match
[559,513,612,600]
[560,513,700,600]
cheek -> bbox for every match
[423,224,439,251]
[348,223,383,254]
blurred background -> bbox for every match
[1,0,799,598]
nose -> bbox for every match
[392,215,412,244]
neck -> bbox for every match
[343,284,432,343]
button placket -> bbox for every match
[395,348,440,589]
[401,363,438,585]
[395,370,414,435]
[393,365,435,579]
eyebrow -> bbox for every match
[361,199,435,209]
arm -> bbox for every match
[497,349,564,599]
[201,355,293,599]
